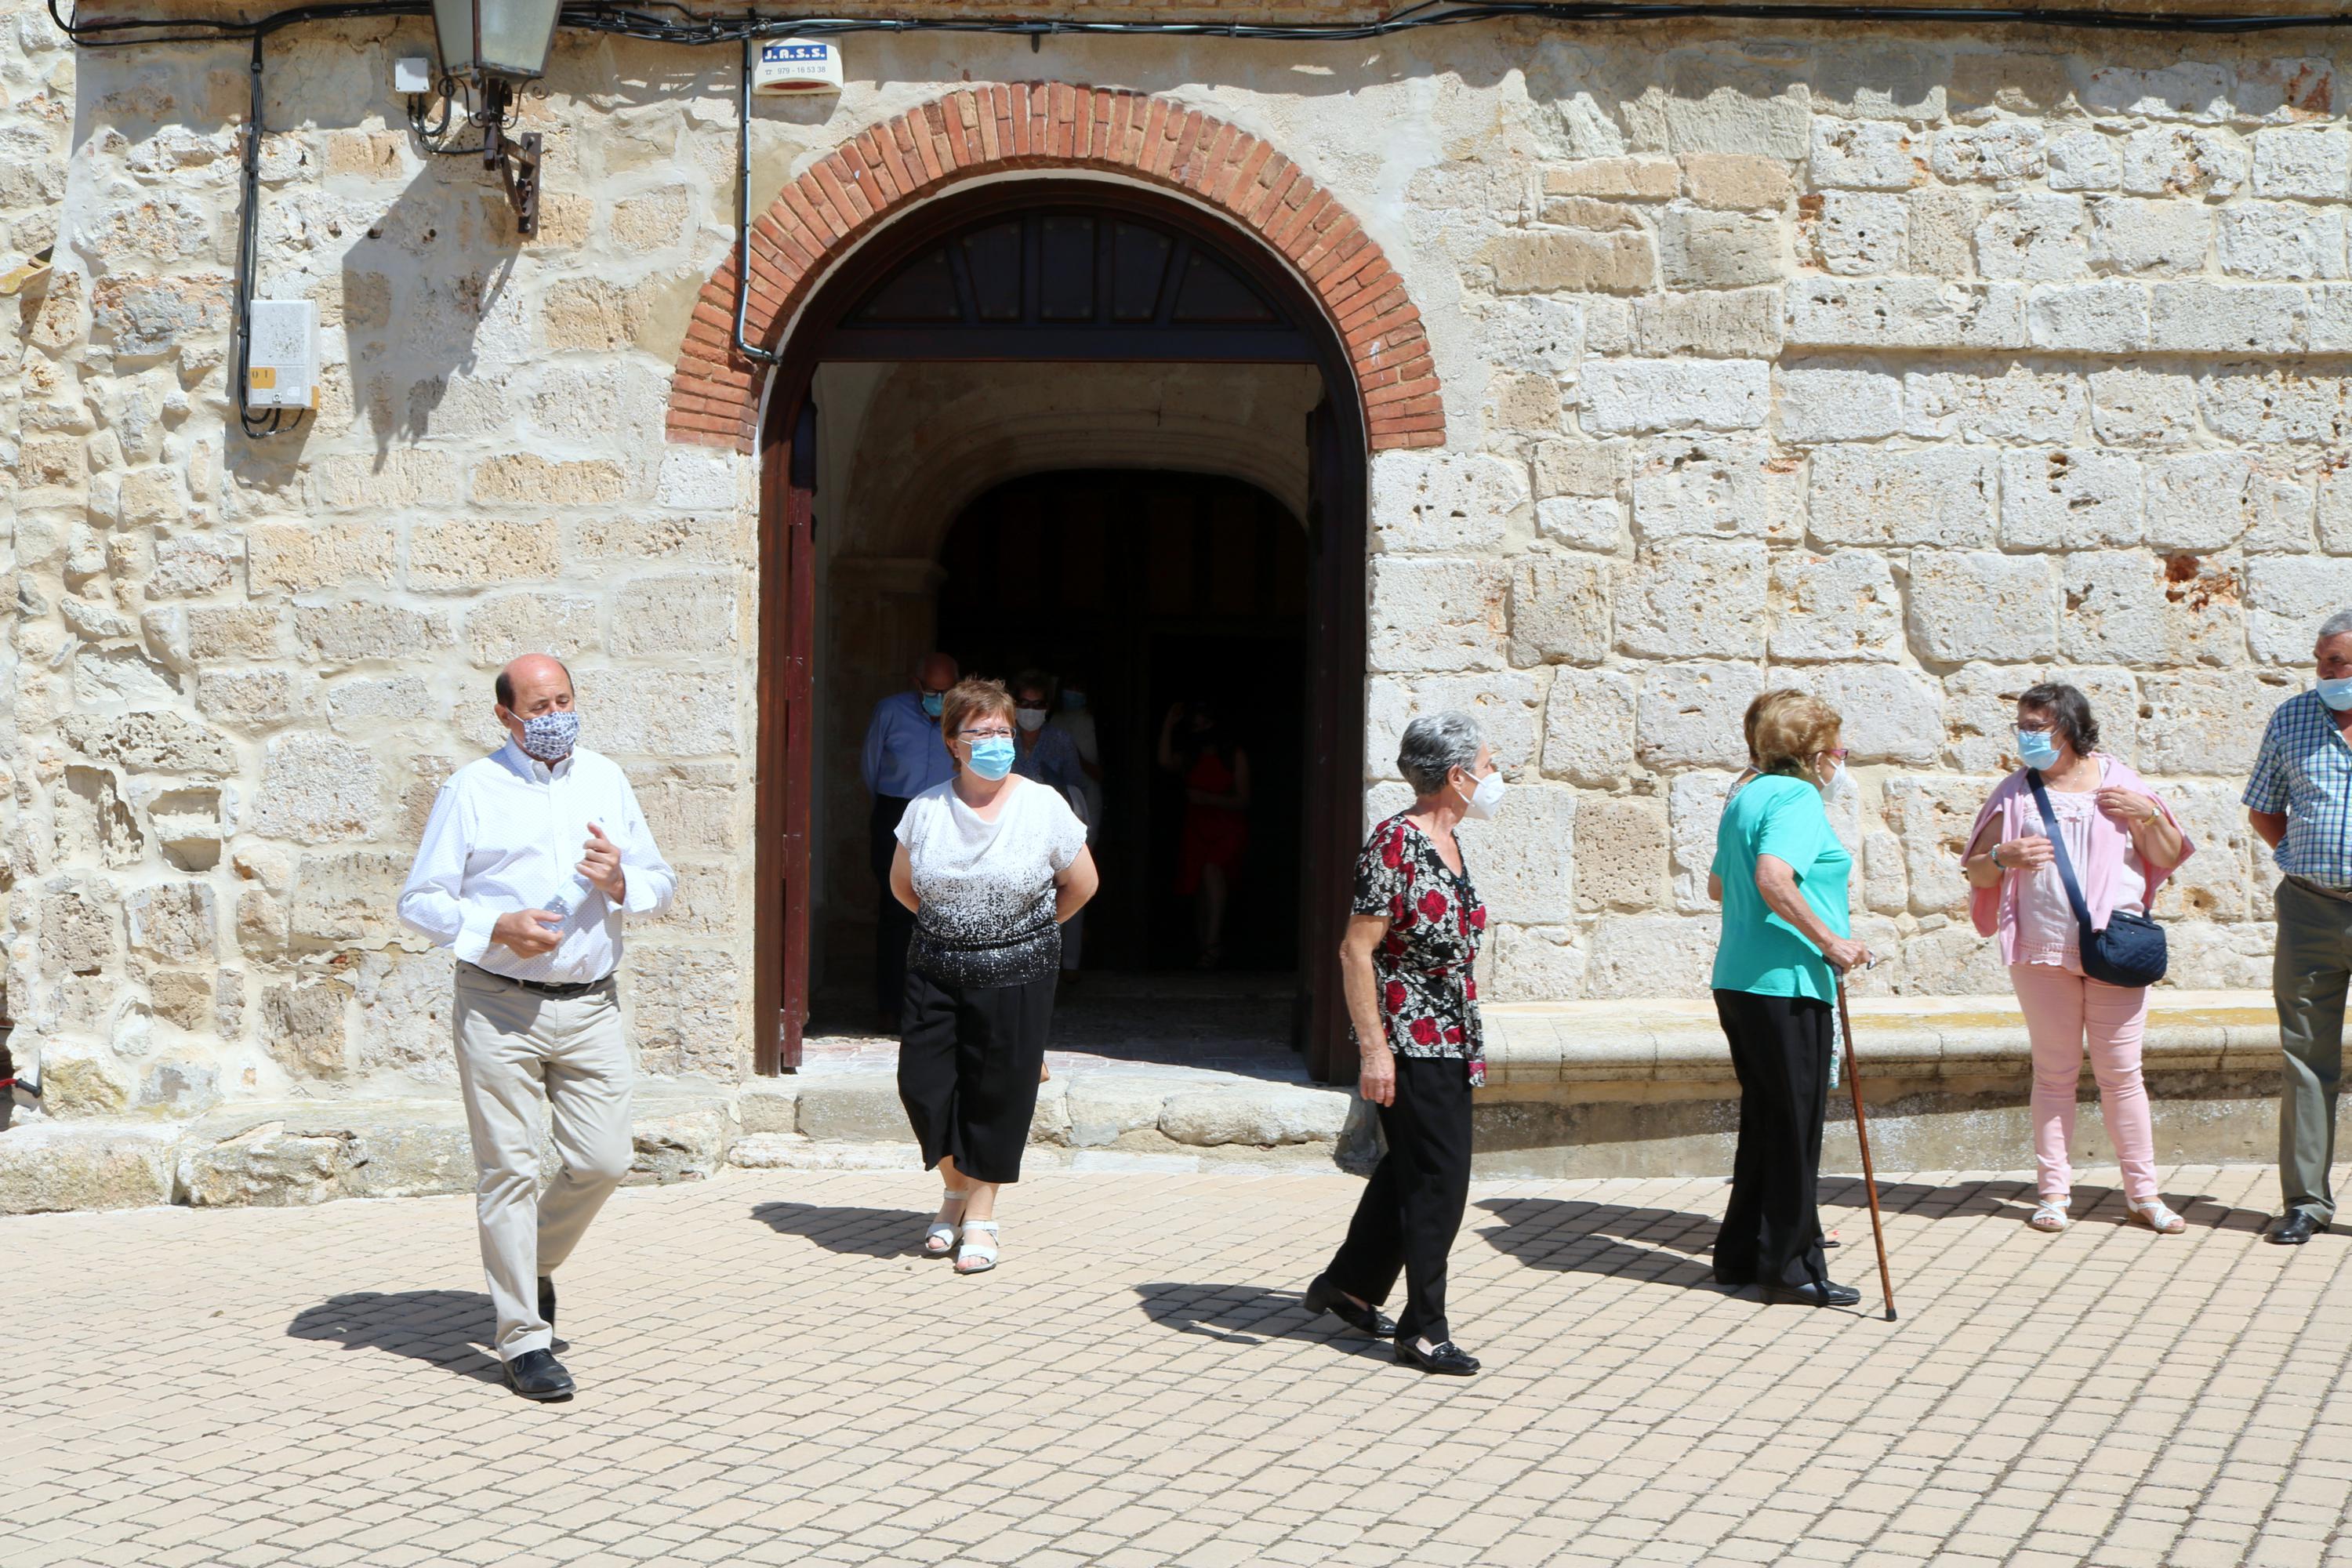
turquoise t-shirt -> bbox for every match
[1709,774,1853,1002]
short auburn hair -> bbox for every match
[1742,688,1807,767]
[1754,693,1842,777]
[938,677,1014,771]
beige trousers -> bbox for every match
[452,963,633,1360]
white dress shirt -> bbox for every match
[398,741,677,984]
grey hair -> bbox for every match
[2317,609,2352,645]
[1399,711,1483,796]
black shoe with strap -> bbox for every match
[2267,1210,2328,1246]
[1304,1275,1398,1338]
[1762,1279,1860,1308]
[1396,1338,1480,1376]
[503,1349,575,1401]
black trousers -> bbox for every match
[870,795,916,1020]
[1711,989,1833,1289]
[898,967,1056,1185]
[1325,1055,1473,1344]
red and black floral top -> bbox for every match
[1352,811,1488,1086]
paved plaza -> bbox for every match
[8,1163,2351,1568]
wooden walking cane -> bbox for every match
[1834,968,1898,1322]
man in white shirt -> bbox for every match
[397,653,676,1399]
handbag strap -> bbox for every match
[2024,769,2100,940]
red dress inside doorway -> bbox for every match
[1175,750,1249,895]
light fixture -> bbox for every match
[429,0,561,235]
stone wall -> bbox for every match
[3,12,2345,1116]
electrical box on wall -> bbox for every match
[753,38,842,94]
[245,299,319,412]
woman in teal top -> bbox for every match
[1708,691,1874,1308]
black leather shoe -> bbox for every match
[2267,1210,2328,1245]
[539,1276,555,1331]
[503,1349,575,1400]
[1304,1275,1399,1338]
[1396,1338,1480,1375]
[1762,1279,1860,1308]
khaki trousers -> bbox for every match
[2274,877,2352,1223]
[452,963,633,1360]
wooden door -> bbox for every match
[1298,395,1365,1083]
[757,397,818,1073]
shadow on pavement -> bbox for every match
[1824,1176,2255,1232]
[1133,1283,1392,1359]
[752,1201,931,1258]
[285,1290,507,1385]
[1470,1199,1731,1291]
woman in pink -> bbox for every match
[1961,684,2192,1235]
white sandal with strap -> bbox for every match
[2127,1198,2187,1235]
[2029,1196,2070,1233]
[956,1218,1000,1275]
[923,1191,969,1258]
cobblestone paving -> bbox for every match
[8,1164,2351,1568]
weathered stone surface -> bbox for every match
[1633,288,1783,358]
[1486,230,1653,294]
[1367,671,1549,779]
[2087,198,2211,278]
[1479,784,1578,924]
[1371,451,1525,555]
[1574,797,1667,913]
[1583,359,1768,435]
[629,1108,732,1185]
[2025,282,2149,353]
[407,519,561,589]
[2150,284,2305,353]
[1657,210,1782,291]
[2001,450,2144,550]
[251,733,379,843]
[1809,118,1921,190]
[1806,665,1943,765]
[2089,367,2200,447]
[292,602,452,664]
[1637,662,1764,772]
[2155,780,2258,923]
[128,882,216,965]
[1484,924,1588,1002]
[0,1124,176,1214]
[1785,278,2024,350]
[1367,558,1509,673]
[584,671,741,758]
[1630,436,1799,545]
[262,979,353,1080]
[1160,1087,1350,1147]
[2247,557,2352,663]
[39,874,122,977]
[1768,550,1902,662]
[1810,447,1996,549]
[464,591,602,668]
[1584,914,1721,1000]
[1907,552,2058,662]
[630,947,742,1080]
[289,852,409,947]
[58,710,236,776]
[1616,540,1767,658]
[2061,552,2244,669]
[35,1037,135,1116]
[1885,775,2002,916]
[1541,668,1638,788]
[1775,365,1900,444]
[1667,771,1736,914]
[182,1123,359,1207]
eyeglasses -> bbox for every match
[2016,721,2055,735]
[1820,748,1849,762]
[958,727,1014,742]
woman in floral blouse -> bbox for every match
[1305,713,1499,1377]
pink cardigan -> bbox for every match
[1965,758,2195,965]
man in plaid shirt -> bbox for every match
[2245,608,2352,1245]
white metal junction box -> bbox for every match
[753,38,843,94]
[393,55,434,95]
[245,299,320,412]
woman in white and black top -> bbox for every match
[890,677,1099,1273]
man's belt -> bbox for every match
[461,961,615,999]
[2287,874,2352,905]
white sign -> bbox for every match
[753,38,843,95]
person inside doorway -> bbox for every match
[1160,699,1251,969]
[1012,670,1091,989]
[862,652,959,1033]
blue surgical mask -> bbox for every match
[511,708,579,761]
[2321,677,2352,713]
[967,737,1017,780]
[2016,728,2060,771]
[920,691,945,718]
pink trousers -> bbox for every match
[2009,964,2158,1204]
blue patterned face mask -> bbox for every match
[515,709,579,761]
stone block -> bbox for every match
[1907,187,1981,278]
[1933,123,2045,183]
[1540,668,1638,787]
[472,453,633,506]
[406,518,561,588]
[1884,775,1999,916]
[1536,498,1622,553]
[1810,191,1905,275]
[1907,552,2058,662]
[2087,198,2212,278]
[2147,452,2292,551]
[1159,1087,1350,1148]
[183,608,285,662]
[739,1080,800,1136]
[1486,230,1653,294]
[1976,194,2088,280]
[611,184,692,252]
[2154,779,2257,923]
[1632,288,1783,358]
[464,591,603,668]
[1630,436,1799,546]
[1574,797,1667,913]
[1582,358,1768,435]
[2248,557,2352,662]
[0,1124,176,1214]
[608,574,742,658]
[1808,118,1921,190]
[2312,285,2352,353]
[630,946,743,1080]
[246,520,397,594]
[1767,550,1902,662]
[250,733,380,843]
[74,646,182,708]
[629,1107,733,1185]
[540,278,655,351]
[1666,770,1736,913]
[1484,296,1584,376]
[2000,450,2144,550]
[262,978,353,1080]
[2150,284,2305,353]
[147,533,235,599]
[584,670,742,759]
[306,448,459,512]
[1508,555,1610,666]
[1637,662,1765,771]
[2120,126,2247,198]
[1806,665,1943,765]
[1544,158,1679,198]
[2060,551,2244,670]
[1367,558,1509,673]
[89,272,231,357]
[1486,370,1567,436]
[59,710,235,777]
[1370,451,1526,554]
[2025,282,2150,353]
[198,668,307,733]
[1784,278,2024,350]
[2216,202,2346,281]
[1662,67,1809,159]
[1615,540,1767,658]
[2200,365,2347,445]
[1478,783,1578,924]
[128,882,216,965]
[1774,365,1900,445]
[292,602,452,664]
[1809,447,1996,549]
[2045,129,2122,191]
[1679,153,1793,209]
[289,851,410,947]
[327,677,439,730]
[1862,830,1908,915]
[2137,670,2290,775]
[149,971,214,1032]
[1584,913,1721,1000]
[1657,209,1781,290]
[1903,364,2085,443]
[2089,367,2201,447]
[1483,924,1587,1002]
[2252,125,2350,198]
[2161,920,2278,989]
[1897,923,2012,995]
[1367,671,1549,780]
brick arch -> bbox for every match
[666,83,1443,452]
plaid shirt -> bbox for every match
[2244,689,2352,887]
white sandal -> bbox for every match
[2029,1196,2070,1233]
[955,1219,1000,1275]
[923,1190,969,1258]
[2127,1198,2187,1235]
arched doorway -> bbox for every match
[748,176,1375,1080]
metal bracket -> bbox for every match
[479,80,542,238]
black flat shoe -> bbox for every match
[1395,1338,1479,1376]
[539,1276,556,1331]
[1762,1279,1860,1308]
[2267,1210,2328,1245]
[1304,1275,1399,1338]
[503,1349,575,1401]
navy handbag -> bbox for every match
[2024,769,2168,989]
